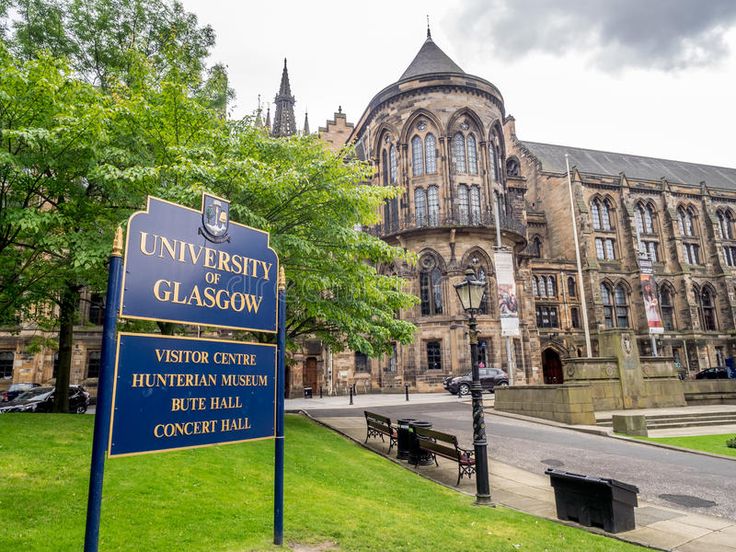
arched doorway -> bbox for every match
[542,348,563,384]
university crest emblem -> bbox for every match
[200,194,231,243]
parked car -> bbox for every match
[446,368,509,395]
[694,367,734,380]
[0,385,90,413]
[1,382,41,402]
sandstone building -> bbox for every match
[305,30,736,396]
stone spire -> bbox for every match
[265,105,271,130]
[255,94,263,128]
[303,110,310,135]
[272,58,297,137]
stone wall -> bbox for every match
[683,380,736,405]
[494,383,596,425]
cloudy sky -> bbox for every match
[182,0,736,168]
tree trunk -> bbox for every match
[157,322,177,335]
[53,282,80,413]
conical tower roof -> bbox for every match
[399,29,464,81]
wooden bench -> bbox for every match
[413,426,475,486]
[364,411,397,453]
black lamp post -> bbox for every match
[454,268,492,505]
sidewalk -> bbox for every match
[292,394,736,552]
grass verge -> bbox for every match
[0,413,645,551]
[634,433,736,458]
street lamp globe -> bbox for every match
[454,268,486,313]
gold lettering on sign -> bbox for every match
[150,280,263,313]
[209,396,242,410]
[220,417,251,432]
[138,232,273,280]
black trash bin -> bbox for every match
[303,387,313,399]
[409,421,434,466]
[545,468,639,533]
[396,418,416,461]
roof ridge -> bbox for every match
[521,140,736,172]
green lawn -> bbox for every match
[635,433,736,458]
[0,414,644,551]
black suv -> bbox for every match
[446,368,509,395]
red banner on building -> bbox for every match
[495,250,520,336]
[639,254,664,334]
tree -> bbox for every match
[1,0,416,412]
[2,0,217,411]
[7,0,216,92]
[0,46,155,410]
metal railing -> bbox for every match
[366,208,526,239]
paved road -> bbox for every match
[308,401,736,521]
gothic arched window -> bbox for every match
[457,185,469,224]
[506,157,520,177]
[415,188,427,226]
[546,276,556,297]
[488,143,498,182]
[412,136,423,177]
[381,149,389,185]
[452,133,466,174]
[718,209,734,240]
[678,206,696,237]
[614,284,629,328]
[419,255,444,315]
[600,283,614,328]
[699,286,717,331]
[644,204,654,234]
[425,134,437,174]
[567,276,576,297]
[428,186,440,226]
[601,199,613,230]
[659,283,675,331]
[532,276,539,297]
[470,186,481,224]
[531,236,542,258]
[467,135,478,174]
[591,199,602,230]
[389,145,397,184]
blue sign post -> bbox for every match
[83,194,285,550]
[84,228,124,552]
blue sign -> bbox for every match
[121,195,278,332]
[108,333,276,457]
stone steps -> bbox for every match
[597,411,736,429]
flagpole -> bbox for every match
[566,155,592,357]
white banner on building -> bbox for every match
[495,250,520,336]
